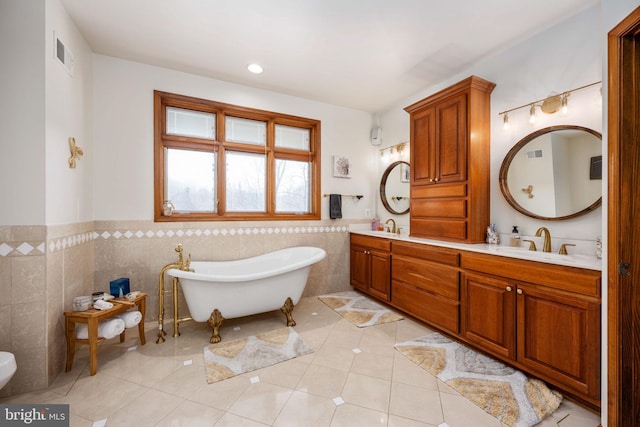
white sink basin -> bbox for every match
[485,245,599,268]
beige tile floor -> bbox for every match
[1,296,602,427]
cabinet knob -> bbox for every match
[429,178,434,182]
[517,289,523,295]
[506,286,512,292]
[434,178,439,182]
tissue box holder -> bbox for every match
[110,277,130,298]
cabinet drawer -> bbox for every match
[412,183,467,198]
[392,281,459,333]
[411,218,467,240]
[392,255,459,299]
[412,199,467,218]
[393,241,460,266]
[350,234,391,251]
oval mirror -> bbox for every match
[380,161,410,215]
[499,125,602,220]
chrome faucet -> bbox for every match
[535,227,552,252]
[385,218,397,234]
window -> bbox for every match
[154,91,321,221]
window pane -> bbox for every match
[275,125,310,151]
[166,107,215,139]
[166,148,216,212]
[225,116,266,145]
[226,151,266,212]
[275,159,311,213]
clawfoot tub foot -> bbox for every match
[280,297,296,327]
[207,309,224,343]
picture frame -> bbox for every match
[333,156,352,178]
[590,155,602,180]
[400,163,410,182]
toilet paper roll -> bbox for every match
[75,318,125,340]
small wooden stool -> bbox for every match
[64,293,146,375]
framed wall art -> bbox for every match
[333,156,352,178]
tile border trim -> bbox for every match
[0,224,350,257]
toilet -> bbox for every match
[0,352,17,390]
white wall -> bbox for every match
[45,0,94,226]
[92,55,375,221]
[0,0,46,225]
[378,5,603,246]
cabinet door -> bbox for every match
[411,106,436,186]
[368,249,390,301]
[461,272,516,359]
[350,245,369,291]
[435,93,467,183]
[516,283,600,400]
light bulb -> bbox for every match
[561,93,569,114]
[503,113,510,130]
[529,104,537,123]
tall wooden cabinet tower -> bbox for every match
[404,76,495,243]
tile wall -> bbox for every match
[0,219,354,397]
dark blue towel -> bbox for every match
[329,194,342,219]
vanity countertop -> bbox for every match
[350,229,602,271]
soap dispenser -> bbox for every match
[510,226,521,247]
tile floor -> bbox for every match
[1,295,602,427]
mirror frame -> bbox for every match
[380,161,410,215]
[499,125,602,221]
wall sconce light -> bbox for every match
[498,81,600,129]
[379,142,408,162]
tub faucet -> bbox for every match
[175,244,194,272]
[535,227,552,252]
[157,244,194,344]
[385,218,397,234]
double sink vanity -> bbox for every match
[350,230,601,409]
[356,76,603,411]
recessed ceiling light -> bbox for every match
[247,63,263,74]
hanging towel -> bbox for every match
[76,318,125,340]
[115,310,142,329]
[329,194,342,219]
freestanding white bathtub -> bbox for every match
[166,246,326,343]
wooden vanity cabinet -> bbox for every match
[350,234,391,301]
[515,281,600,403]
[461,271,516,359]
[391,241,461,334]
[461,251,602,407]
[405,76,495,243]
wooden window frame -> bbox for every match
[154,90,321,221]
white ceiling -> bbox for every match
[60,0,599,113]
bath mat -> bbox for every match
[318,291,404,327]
[203,327,312,384]
[394,332,562,427]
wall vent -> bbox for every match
[54,32,74,76]
[526,149,543,158]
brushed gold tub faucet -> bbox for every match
[535,227,552,252]
[157,244,194,344]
